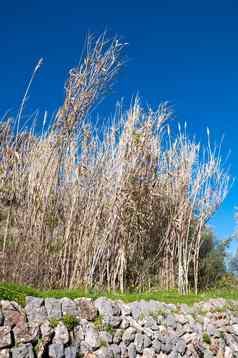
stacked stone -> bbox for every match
[0,296,238,357]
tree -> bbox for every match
[195,228,230,290]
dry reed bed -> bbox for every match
[0,34,231,294]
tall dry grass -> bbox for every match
[0,33,231,294]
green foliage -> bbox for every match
[216,272,238,288]
[62,314,79,331]
[93,313,113,334]
[194,228,230,290]
[228,248,238,276]
[49,314,79,331]
[202,332,211,345]
[94,314,104,330]
[49,318,60,328]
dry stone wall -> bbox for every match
[0,296,238,357]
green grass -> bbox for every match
[1,282,238,306]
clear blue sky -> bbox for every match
[1,0,238,252]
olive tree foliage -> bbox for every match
[0,33,231,294]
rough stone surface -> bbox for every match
[0,349,10,358]
[128,342,137,358]
[61,298,79,318]
[48,343,64,358]
[1,301,26,328]
[53,322,69,345]
[64,346,77,358]
[0,297,238,357]
[76,298,97,321]
[11,344,34,358]
[122,327,137,345]
[0,326,12,349]
[84,324,101,350]
[25,297,47,323]
[13,322,39,345]
[45,298,62,320]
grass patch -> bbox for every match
[49,314,79,331]
[1,282,238,306]
[202,332,211,345]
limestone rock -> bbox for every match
[25,297,47,323]
[48,343,64,358]
[84,324,101,350]
[0,349,10,358]
[11,343,34,358]
[61,298,79,318]
[0,326,12,349]
[45,298,62,320]
[122,327,136,346]
[76,298,97,321]
[53,322,69,345]
[1,300,26,328]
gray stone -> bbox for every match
[99,330,113,344]
[224,346,233,358]
[142,348,156,357]
[233,324,238,336]
[203,350,214,358]
[119,342,128,358]
[122,327,136,346]
[13,322,39,344]
[121,318,130,329]
[224,333,238,351]
[161,342,172,354]
[95,298,113,323]
[0,309,4,326]
[61,298,79,318]
[65,346,77,358]
[53,322,69,344]
[1,300,26,328]
[128,301,165,320]
[85,324,101,350]
[75,298,97,321]
[144,335,152,348]
[166,315,177,330]
[48,343,64,358]
[113,328,123,344]
[45,298,62,320]
[25,296,44,307]
[175,314,188,325]
[110,316,122,328]
[117,301,132,316]
[175,339,186,355]
[152,339,161,353]
[95,347,113,358]
[0,349,10,358]
[110,344,121,358]
[25,297,47,323]
[11,343,34,358]
[78,341,91,354]
[207,323,216,337]
[143,316,159,331]
[128,343,137,358]
[40,320,54,339]
[0,326,12,348]
[112,302,121,316]
[134,333,144,353]
[73,324,84,343]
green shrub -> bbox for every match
[202,332,211,345]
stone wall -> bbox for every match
[0,296,238,357]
